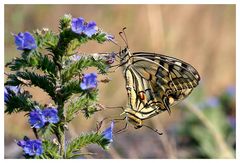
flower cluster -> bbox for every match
[17,136,43,156]
[6,14,116,158]
[29,107,59,129]
[71,16,114,42]
[71,17,98,37]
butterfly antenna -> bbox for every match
[122,27,129,46]
[119,27,128,48]
[142,124,163,136]
[108,38,122,60]
[110,39,121,50]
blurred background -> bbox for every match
[4,5,236,158]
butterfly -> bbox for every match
[114,28,201,131]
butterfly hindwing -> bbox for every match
[124,68,163,121]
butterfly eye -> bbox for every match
[138,92,145,101]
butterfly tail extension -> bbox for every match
[163,96,171,115]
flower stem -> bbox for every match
[184,101,234,158]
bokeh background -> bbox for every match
[4,4,236,158]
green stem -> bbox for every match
[184,101,234,158]
[56,97,66,158]
[59,124,65,158]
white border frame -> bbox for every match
[1,0,238,161]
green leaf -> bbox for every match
[191,125,217,158]
[92,32,107,43]
[62,56,107,83]
[66,39,81,55]
[6,52,57,76]
[60,80,82,101]
[41,140,61,159]
[38,123,56,139]
[202,108,229,137]
[59,14,72,31]
[5,71,56,101]
[52,29,88,58]
[65,90,98,121]
[35,29,59,50]
[4,90,38,114]
[65,132,110,158]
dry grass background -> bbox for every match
[4,4,235,158]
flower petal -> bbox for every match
[14,32,37,50]
[17,138,43,156]
[29,108,46,129]
[14,33,24,50]
[42,107,59,124]
[23,32,37,50]
[80,73,98,90]
[4,86,20,103]
[84,21,98,37]
[71,17,85,34]
[102,121,114,142]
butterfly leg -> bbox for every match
[96,116,126,133]
[142,124,163,136]
[96,103,124,112]
[115,122,128,135]
[107,64,122,73]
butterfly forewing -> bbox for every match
[132,52,200,103]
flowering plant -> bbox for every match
[5,14,115,159]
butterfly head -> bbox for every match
[119,47,133,64]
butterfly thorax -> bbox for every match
[119,48,133,69]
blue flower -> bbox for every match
[17,136,43,156]
[70,54,81,61]
[206,97,220,108]
[71,17,85,34]
[226,86,235,97]
[102,121,114,143]
[71,17,98,37]
[42,107,59,124]
[105,33,115,41]
[104,52,116,64]
[29,106,60,128]
[4,86,20,103]
[228,116,236,129]
[80,73,98,90]
[29,108,46,129]
[14,32,37,50]
[84,21,98,37]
